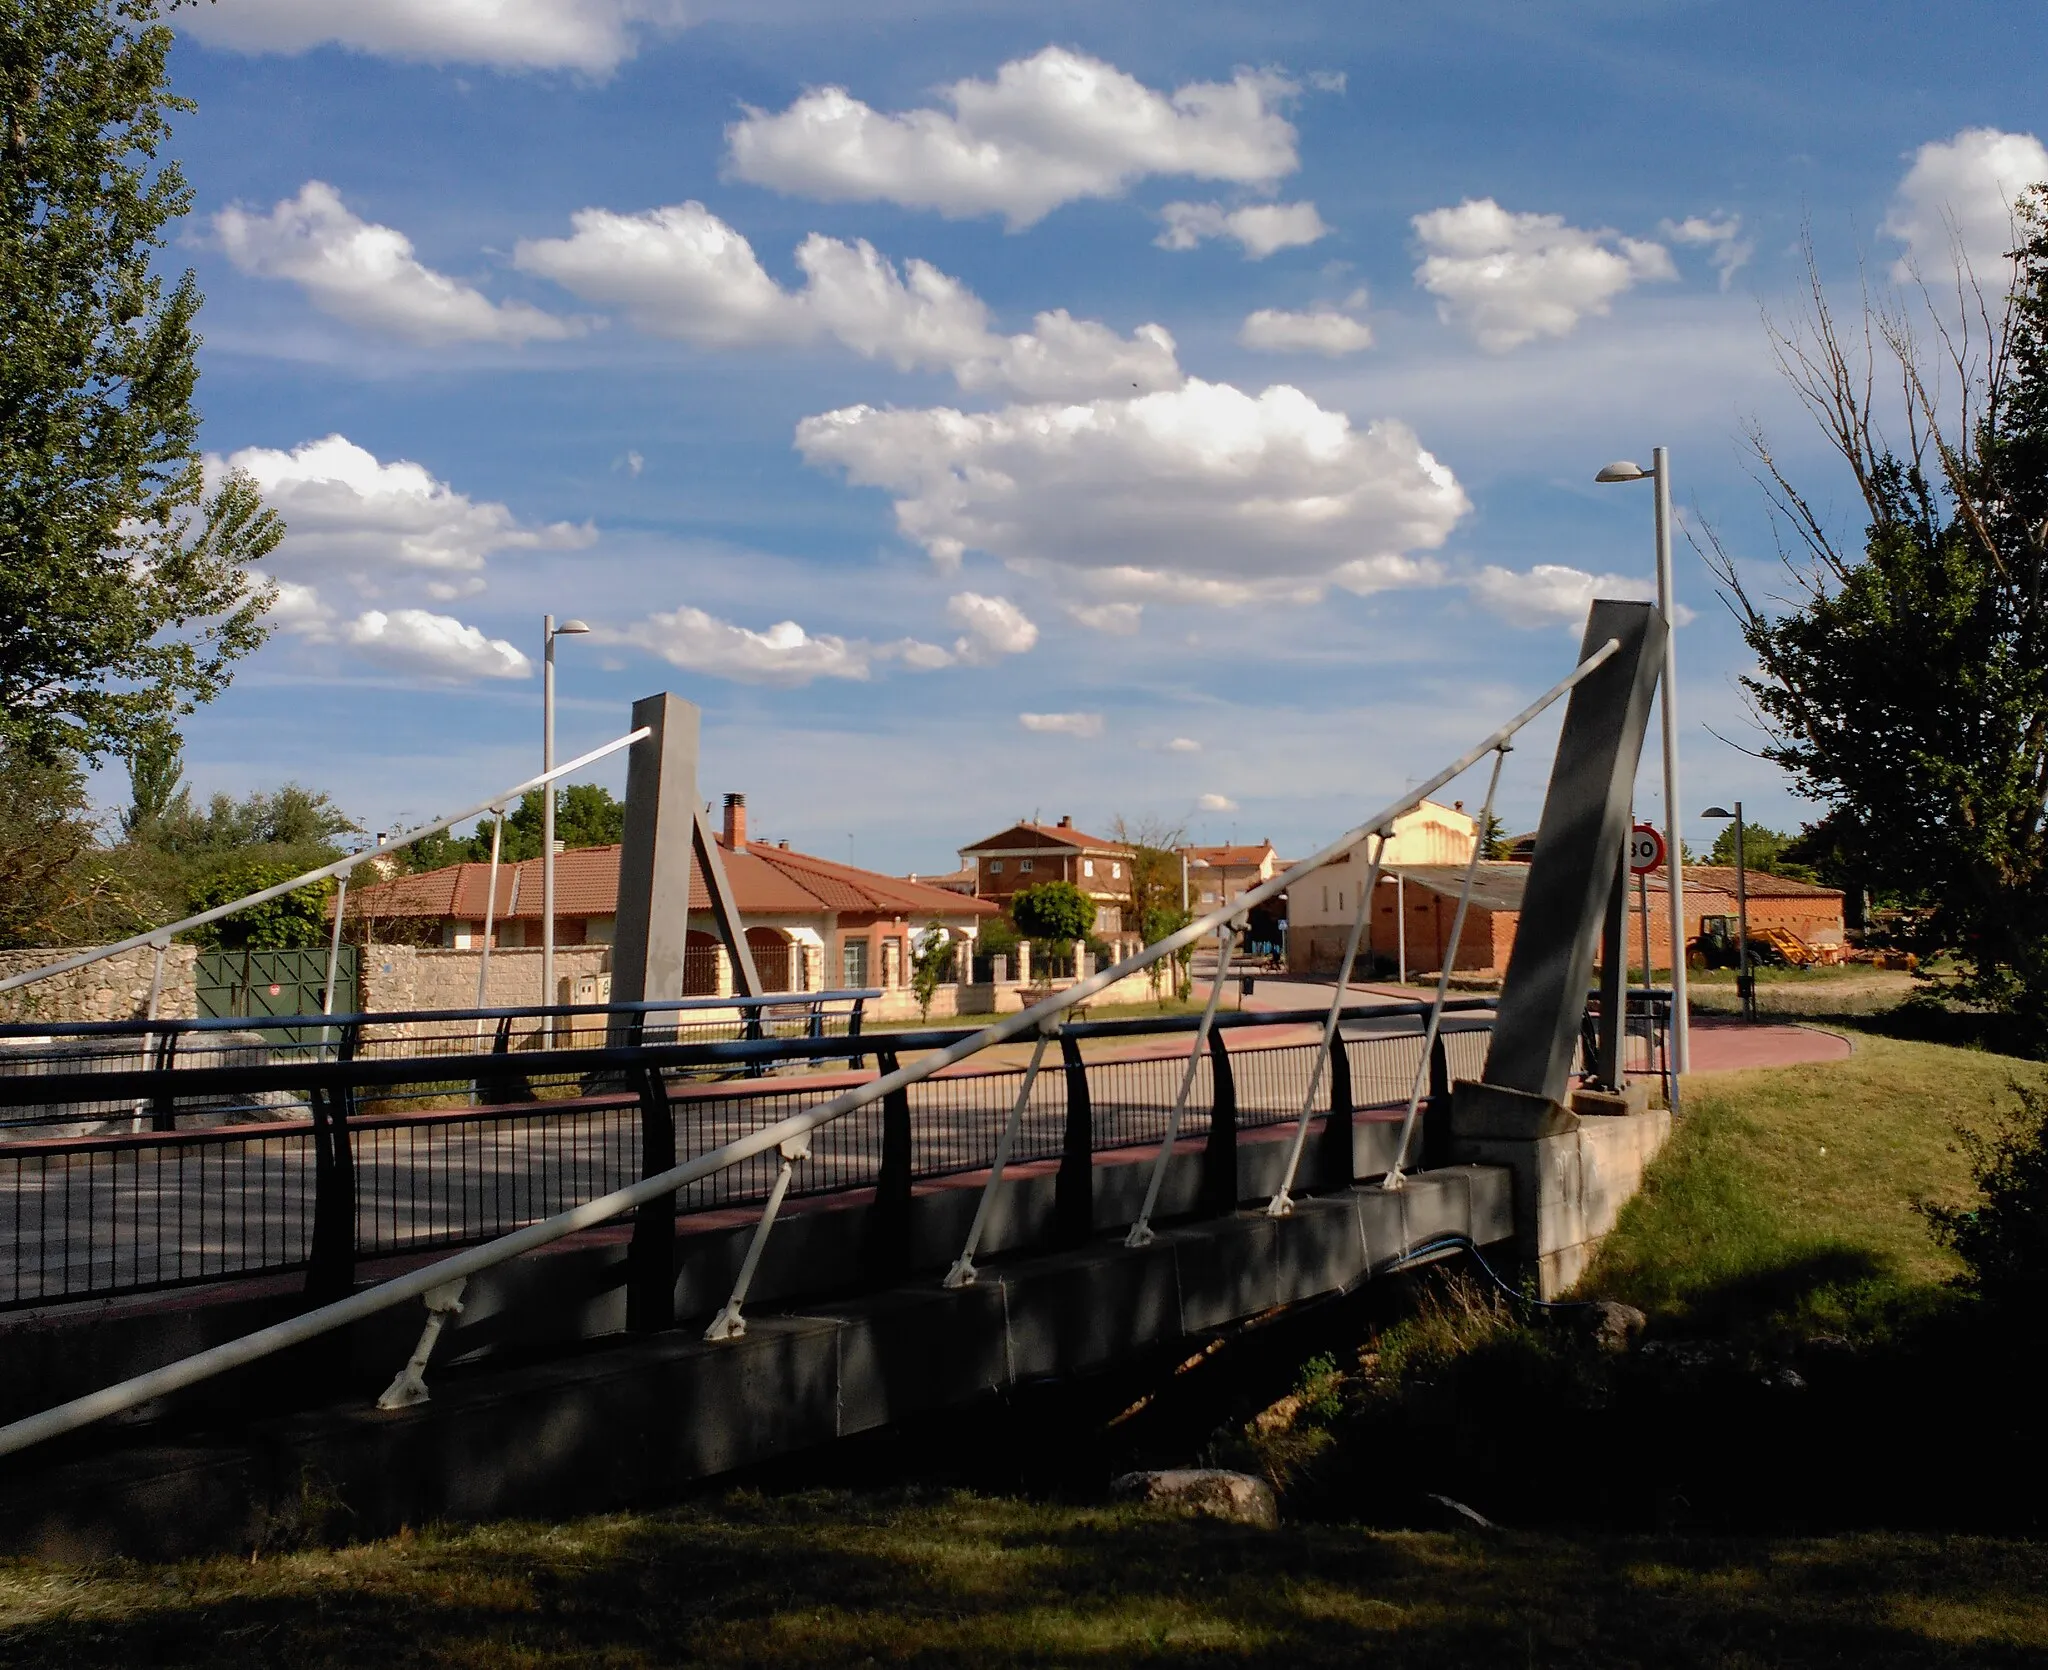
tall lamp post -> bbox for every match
[1595,448,1690,1073]
[542,615,590,1017]
[1701,803,1754,1021]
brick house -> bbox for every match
[957,816,1136,941]
[1181,841,1279,914]
[341,794,996,999]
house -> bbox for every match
[1287,800,1481,972]
[1181,841,1279,914]
[1288,852,1847,981]
[956,816,1136,941]
[341,793,996,998]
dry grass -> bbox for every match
[2,1492,2045,1667]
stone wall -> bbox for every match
[358,944,614,1015]
[0,946,199,1025]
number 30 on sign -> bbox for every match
[1628,824,1666,875]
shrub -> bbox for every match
[1921,1084,2048,1304]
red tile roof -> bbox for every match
[1184,843,1275,867]
[960,820,1131,854]
[341,840,997,922]
[1644,865,1843,900]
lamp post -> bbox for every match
[1595,448,1690,1072]
[1701,803,1754,1021]
[542,615,590,1018]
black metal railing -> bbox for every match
[0,994,1660,1315]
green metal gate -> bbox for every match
[195,946,358,1038]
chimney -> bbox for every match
[1057,814,1073,829]
[723,792,747,853]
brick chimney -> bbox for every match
[1057,814,1073,829]
[722,792,747,852]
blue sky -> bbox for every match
[148,0,2048,873]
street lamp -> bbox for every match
[542,615,590,1019]
[1701,803,1754,1022]
[1595,447,1690,1072]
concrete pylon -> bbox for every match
[612,693,762,1013]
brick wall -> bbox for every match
[0,945,199,1024]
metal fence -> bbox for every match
[0,993,1666,1314]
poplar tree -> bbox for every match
[1,0,276,764]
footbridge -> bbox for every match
[0,601,1677,1557]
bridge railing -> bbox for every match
[0,1000,1499,1313]
[0,634,1627,1460]
[0,989,884,1134]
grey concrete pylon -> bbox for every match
[612,693,762,1011]
[1458,599,1665,1131]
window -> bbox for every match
[841,939,869,986]
[988,860,1003,874]
[1083,859,1095,878]
[1020,858,1033,873]
[1112,862,1121,879]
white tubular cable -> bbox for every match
[1265,831,1387,1217]
[944,1029,1054,1289]
[1380,744,1509,1190]
[1125,917,1240,1250]
[0,641,1617,1464]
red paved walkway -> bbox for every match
[1684,1013,1851,1072]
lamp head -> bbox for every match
[1701,806,1733,819]
[556,618,591,635]
[1595,460,1653,483]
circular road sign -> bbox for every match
[1628,823,1666,875]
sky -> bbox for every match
[140,0,2048,875]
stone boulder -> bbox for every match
[1110,1468,1278,1529]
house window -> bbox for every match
[1083,859,1095,878]
[988,860,1003,874]
[1020,858,1033,872]
[841,939,869,986]
[1112,862,1121,879]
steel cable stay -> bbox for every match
[1382,742,1510,1191]
[1265,830,1388,1217]
[0,638,1618,1463]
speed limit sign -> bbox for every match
[1628,823,1666,875]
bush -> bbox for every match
[1921,1085,2048,1304]
[1012,880,1094,944]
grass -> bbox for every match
[2,1492,2045,1667]
[5,1029,2046,1661]
[1590,1030,2048,1331]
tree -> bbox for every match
[1705,822,1815,882]
[1011,880,1095,946]
[1709,193,2048,1047]
[470,784,625,864]
[1479,812,1510,860]
[186,858,331,949]
[910,926,953,1021]
[1111,815,1193,1002]
[120,721,188,838]
[2,1,278,764]
[0,739,95,947]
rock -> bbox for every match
[1577,1300,1648,1352]
[1420,1493,1498,1532]
[1111,1468,1278,1529]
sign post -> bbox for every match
[1628,823,1666,987]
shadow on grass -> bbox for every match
[4,1491,2048,1667]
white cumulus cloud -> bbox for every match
[217,183,587,345]
[795,378,1467,606]
[517,201,1180,397]
[1166,737,1202,753]
[178,0,686,74]
[1661,214,1754,291]
[1885,128,2048,282]
[222,434,593,592]
[1467,564,1661,628]
[1019,712,1105,738]
[618,607,879,686]
[1157,200,1329,258]
[946,592,1038,662]
[1067,601,1143,634]
[345,609,532,680]
[1197,793,1238,812]
[1239,305,1373,355]
[726,47,1300,227]
[1413,198,1676,352]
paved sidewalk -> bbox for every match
[1685,1013,1851,1071]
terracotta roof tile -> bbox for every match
[959,820,1130,854]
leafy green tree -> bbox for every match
[470,784,625,863]
[1012,880,1095,945]
[120,721,188,837]
[1711,192,2048,1047]
[150,782,358,856]
[186,858,331,949]
[1920,1085,2048,1305]
[2,1,279,763]
[910,926,953,1021]
[1479,812,1510,860]
[1705,822,1815,883]
[0,739,96,947]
